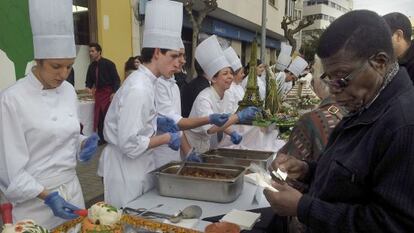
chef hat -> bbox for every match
[195,35,231,79]
[223,46,242,72]
[142,0,183,51]
[275,43,292,71]
[29,0,76,59]
[287,56,308,78]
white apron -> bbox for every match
[100,66,157,208]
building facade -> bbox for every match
[302,0,353,41]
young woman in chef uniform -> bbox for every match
[0,0,98,229]
[185,35,259,154]
[223,46,246,113]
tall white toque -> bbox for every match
[223,46,242,72]
[142,0,183,51]
[29,0,76,59]
[276,43,293,71]
[287,56,308,78]
[195,35,231,79]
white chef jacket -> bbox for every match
[0,71,85,229]
[100,65,157,208]
[224,82,245,113]
[153,76,182,168]
[185,87,229,153]
[276,72,293,98]
[242,73,266,101]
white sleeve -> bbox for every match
[76,99,88,160]
[189,95,214,135]
[155,80,182,123]
[117,87,153,159]
[0,95,44,203]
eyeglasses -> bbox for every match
[320,61,370,89]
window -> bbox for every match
[269,0,276,6]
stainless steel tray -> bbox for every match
[200,148,276,169]
[152,162,246,203]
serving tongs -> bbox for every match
[122,207,173,220]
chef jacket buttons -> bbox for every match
[52,116,58,121]
[41,92,47,96]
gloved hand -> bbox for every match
[237,106,260,123]
[79,133,99,162]
[168,132,181,151]
[157,116,179,133]
[186,150,202,163]
[44,192,80,219]
[230,131,242,144]
[209,113,230,127]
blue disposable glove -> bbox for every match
[186,150,202,163]
[157,116,179,133]
[79,133,99,162]
[168,132,181,151]
[209,113,230,127]
[237,106,260,123]
[230,131,242,144]
[44,192,80,219]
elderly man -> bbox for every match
[265,10,414,232]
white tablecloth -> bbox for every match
[218,124,285,152]
[126,182,270,231]
[78,100,94,136]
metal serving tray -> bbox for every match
[201,148,276,169]
[152,162,246,203]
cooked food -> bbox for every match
[180,167,235,179]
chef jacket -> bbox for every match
[185,86,229,153]
[0,71,86,229]
[224,82,245,113]
[153,76,182,168]
[100,65,157,208]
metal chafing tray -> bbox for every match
[200,148,276,169]
[152,162,246,203]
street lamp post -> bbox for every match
[261,0,267,63]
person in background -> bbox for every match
[0,0,98,229]
[242,59,266,100]
[99,0,205,208]
[124,56,140,78]
[185,35,259,154]
[85,42,120,144]
[180,60,210,117]
[265,10,414,232]
[154,44,230,168]
[223,46,246,113]
[275,56,308,98]
[383,12,414,81]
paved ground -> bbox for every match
[76,145,105,208]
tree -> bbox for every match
[301,29,324,63]
[281,15,315,55]
[184,0,218,79]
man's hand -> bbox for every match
[263,181,302,216]
[272,153,308,180]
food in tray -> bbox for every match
[81,202,122,233]
[180,167,235,179]
[204,222,240,233]
[2,220,49,233]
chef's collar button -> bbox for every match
[52,116,57,121]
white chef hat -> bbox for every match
[142,0,183,51]
[275,43,292,71]
[223,46,242,72]
[195,35,231,79]
[29,0,76,59]
[287,56,308,78]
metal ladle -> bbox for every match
[168,205,202,223]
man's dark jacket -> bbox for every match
[298,68,414,232]
[180,75,210,117]
[399,40,414,82]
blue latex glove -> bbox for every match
[168,132,181,151]
[209,113,230,127]
[157,116,179,133]
[186,150,202,163]
[79,133,99,162]
[230,131,242,144]
[237,106,260,123]
[44,192,80,219]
